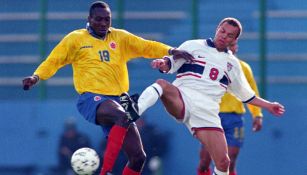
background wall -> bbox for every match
[0,0,307,174]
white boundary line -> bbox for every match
[1,53,307,64]
[2,76,307,86]
[1,31,307,43]
[0,33,164,42]
[0,11,187,21]
[253,10,307,18]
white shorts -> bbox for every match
[175,85,222,134]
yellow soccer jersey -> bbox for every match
[34,27,172,95]
[219,60,263,118]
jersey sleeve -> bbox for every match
[34,33,77,80]
[241,61,263,118]
[121,30,172,60]
[227,57,255,102]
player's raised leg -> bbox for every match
[136,81,164,116]
[120,92,140,122]
[137,79,184,120]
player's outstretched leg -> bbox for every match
[130,93,140,102]
[120,92,140,122]
[121,82,165,119]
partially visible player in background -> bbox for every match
[197,41,263,175]
[58,118,92,175]
[22,1,193,175]
[122,17,285,175]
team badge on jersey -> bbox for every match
[227,62,233,72]
[94,96,102,101]
[109,41,117,50]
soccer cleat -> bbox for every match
[119,92,140,122]
[130,93,140,102]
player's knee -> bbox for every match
[215,155,230,171]
[155,79,168,88]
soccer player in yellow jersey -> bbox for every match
[22,1,193,175]
[197,41,263,175]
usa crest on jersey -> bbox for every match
[227,62,233,72]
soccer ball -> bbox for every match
[71,147,100,175]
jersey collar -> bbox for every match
[206,38,228,53]
[86,22,111,40]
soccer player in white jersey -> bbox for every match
[198,41,264,175]
[121,17,285,175]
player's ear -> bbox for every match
[231,39,238,46]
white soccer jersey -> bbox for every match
[166,38,255,130]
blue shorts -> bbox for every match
[219,112,244,147]
[77,92,120,136]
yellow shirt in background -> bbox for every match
[219,60,263,118]
[34,27,171,95]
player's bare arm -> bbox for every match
[170,48,194,62]
[248,97,285,117]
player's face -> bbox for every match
[214,22,239,51]
[88,7,111,37]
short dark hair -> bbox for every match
[89,1,110,17]
[218,17,242,39]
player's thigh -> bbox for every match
[195,130,228,163]
[96,100,126,125]
[156,79,184,118]
[122,123,146,159]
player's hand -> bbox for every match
[252,116,263,132]
[151,59,166,69]
[22,75,39,90]
[171,49,194,63]
[268,102,285,117]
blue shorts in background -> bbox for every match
[77,92,120,137]
[219,112,244,147]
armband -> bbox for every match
[33,75,40,83]
[168,48,177,55]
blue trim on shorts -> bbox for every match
[77,92,120,137]
[219,112,244,147]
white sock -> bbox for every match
[138,83,163,115]
[213,167,228,175]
